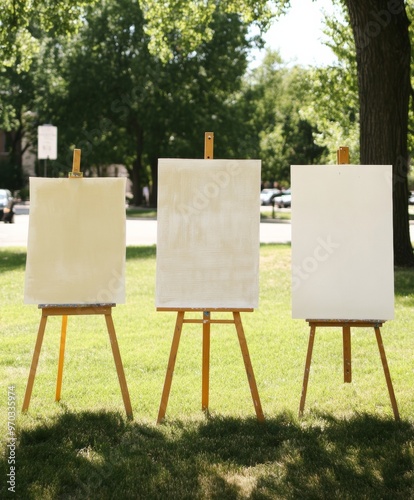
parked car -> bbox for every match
[0,189,14,223]
[271,189,291,208]
[409,191,414,205]
[260,188,281,205]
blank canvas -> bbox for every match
[291,164,394,320]
[24,177,126,304]
[156,159,261,309]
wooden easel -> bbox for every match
[156,132,264,423]
[22,150,133,418]
[298,147,400,421]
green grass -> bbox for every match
[260,209,291,221]
[126,207,157,219]
[1,245,413,498]
[125,206,292,222]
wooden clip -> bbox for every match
[69,149,83,178]
[204,132,214,160]
[336,146,349,165]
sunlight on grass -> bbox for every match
[0,245,413,498]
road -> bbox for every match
[0,206,293,247]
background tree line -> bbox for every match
[1,0,413,265]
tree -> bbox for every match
[139,0,414,264]
[343,0,413,266]
[0,54,37,188]
[0,0,97,71]
[34,0,259,205]
[241,51,327,184]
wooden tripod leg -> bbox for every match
[233,312,264,422]
[104,312,133,419]
[299,324,316,417]
[202,311,210,412]
[343,325,352,383]
[374,326,400,421]
[22,313,48,412]
[157,311,184,423]
[55,315,68,401]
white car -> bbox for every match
[260,188,281,205]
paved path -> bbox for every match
[3,206,412,248]
[0,211,292,247]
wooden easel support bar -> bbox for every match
[156,309,264,423]
[299,320,399,421]
[22,304,133,419]
[157,307,254,312]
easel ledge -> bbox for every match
[156,132,264,423]
[297,149,399,421]
[22,150,132,418]
[156,307,264,423]
[299,318,399,421]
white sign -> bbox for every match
[156,158,261,309]
[291,164,394,320]
[38,125,58,160]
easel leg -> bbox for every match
[55,315,68,401]
[374,326,400,421]
[157,311,184,423]
[104,313,133,419]
[343,326,352,383]
[202,311,210,412]
[233,312,264,422]
[299,325,316,417]
[22,313,48,412]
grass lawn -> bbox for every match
[126,207,158,219]
[1,244,413,498]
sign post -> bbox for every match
[38,125,58,176]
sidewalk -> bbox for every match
[0,210,293,247]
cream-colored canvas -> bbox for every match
[24,177,126,304]
[156,159,261,309]
[291,164,394,320]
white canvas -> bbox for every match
[156,159,261,309]
[24,177,126,304]
[291,164,394,320]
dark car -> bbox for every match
[0,189,14,223]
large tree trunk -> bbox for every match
[345,0,414,266]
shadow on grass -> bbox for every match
[1,411,413,499]
[126,246,156,260]
[0,249,26,274]
[394,266,414,297]
[0,247,156,272]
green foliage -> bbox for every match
[0,0,97,71]
[241,51,327,184]
[140,0,283,62]
[30,0,264,202]
[0,158,23,191]
[299,2,360,163]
